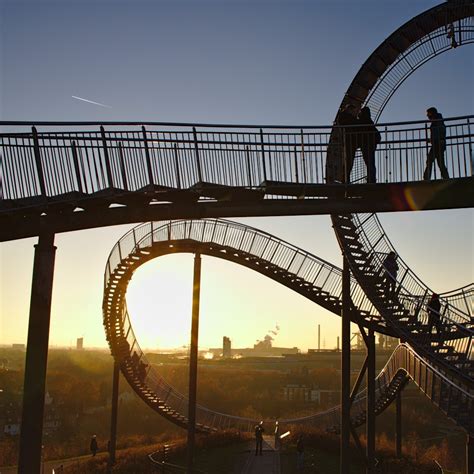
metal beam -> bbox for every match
[18,230,56,474]
[467,435,473,474]
[350,356,368,404]
[1,177,473,242]
[107,360,120,472]
[366,328,376,473]
[340,253,351,474]
[396,391,402,458]
[187,253,202,474]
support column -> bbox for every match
[366,328,375,473]
[107,360,120,472]
[340,254,351,474]
[18,230,57,474]
[187,253,202,474]
[396,391,402,458]
[466,435,473,474]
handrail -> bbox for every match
[1,114,473,129]
[103,219,473,436]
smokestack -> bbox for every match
[337,336,340,351]
[318,325,320,352]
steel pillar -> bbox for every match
[187,253,202,474]
[366,328,376,473]
[107,360,120,472]
[467,435,473,474]
[18,231,57,474]
[340,254,351,474]
[396,391,402,458]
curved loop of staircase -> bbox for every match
[439,283,473,318]
[103,219,473,434]
[327,2,474,392]
[286,343,473,436]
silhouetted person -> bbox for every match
[90,435,98,457]
[296,434,305,471]
[383,251,399,296]
[138,360,148,383]
[255,421,264,455]
[357,107,380,183]
[427,292,443,335]
[424,107,449,180]
[337,104,359,183]
[131,351,140,368]
[274,420,280,450]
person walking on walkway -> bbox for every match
[357,107,380,183]
[90,435,98,457]
[423,107,449,180]
[382,251,399,297]
[427,292,443,335]
[255,421,264,456]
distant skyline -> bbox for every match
[1,0,473,351]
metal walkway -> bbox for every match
[0,115,473,242]
[102,219,473,436]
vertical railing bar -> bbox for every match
[10,138,23,198]
[260,129,267,182]
[71,141,83,193]
[118,143,128,191]
[173,143,182,189]
[244,145,253,187]
[293,145,299,183]
[300,129,307,183]
[141,126,155,186]
[100,126,114,188]
[32,126,47,197]
[192,127,203,183]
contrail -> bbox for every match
[72,95,112,108]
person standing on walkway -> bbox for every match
[357,106,380,183]
[255,421,264,456]
[337,104,359,183]
[427,292,443,335]
[90,435,98,457]
[423,107,449,180]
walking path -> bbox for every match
[0,452,107,474]
[239,435,280,474]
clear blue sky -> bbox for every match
[0,0,473,351]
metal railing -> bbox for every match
[286,344,473,435]
[1,116,473,206]
[103,219,473,435]
[337,212,473,385]
[148,444,206,473]
[104,219,381,332]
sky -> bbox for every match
[0,0,473,352]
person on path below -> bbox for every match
[255,421,264,456]
[296,434,305,471]
[90,435,98,457]
[274,420,280,451]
